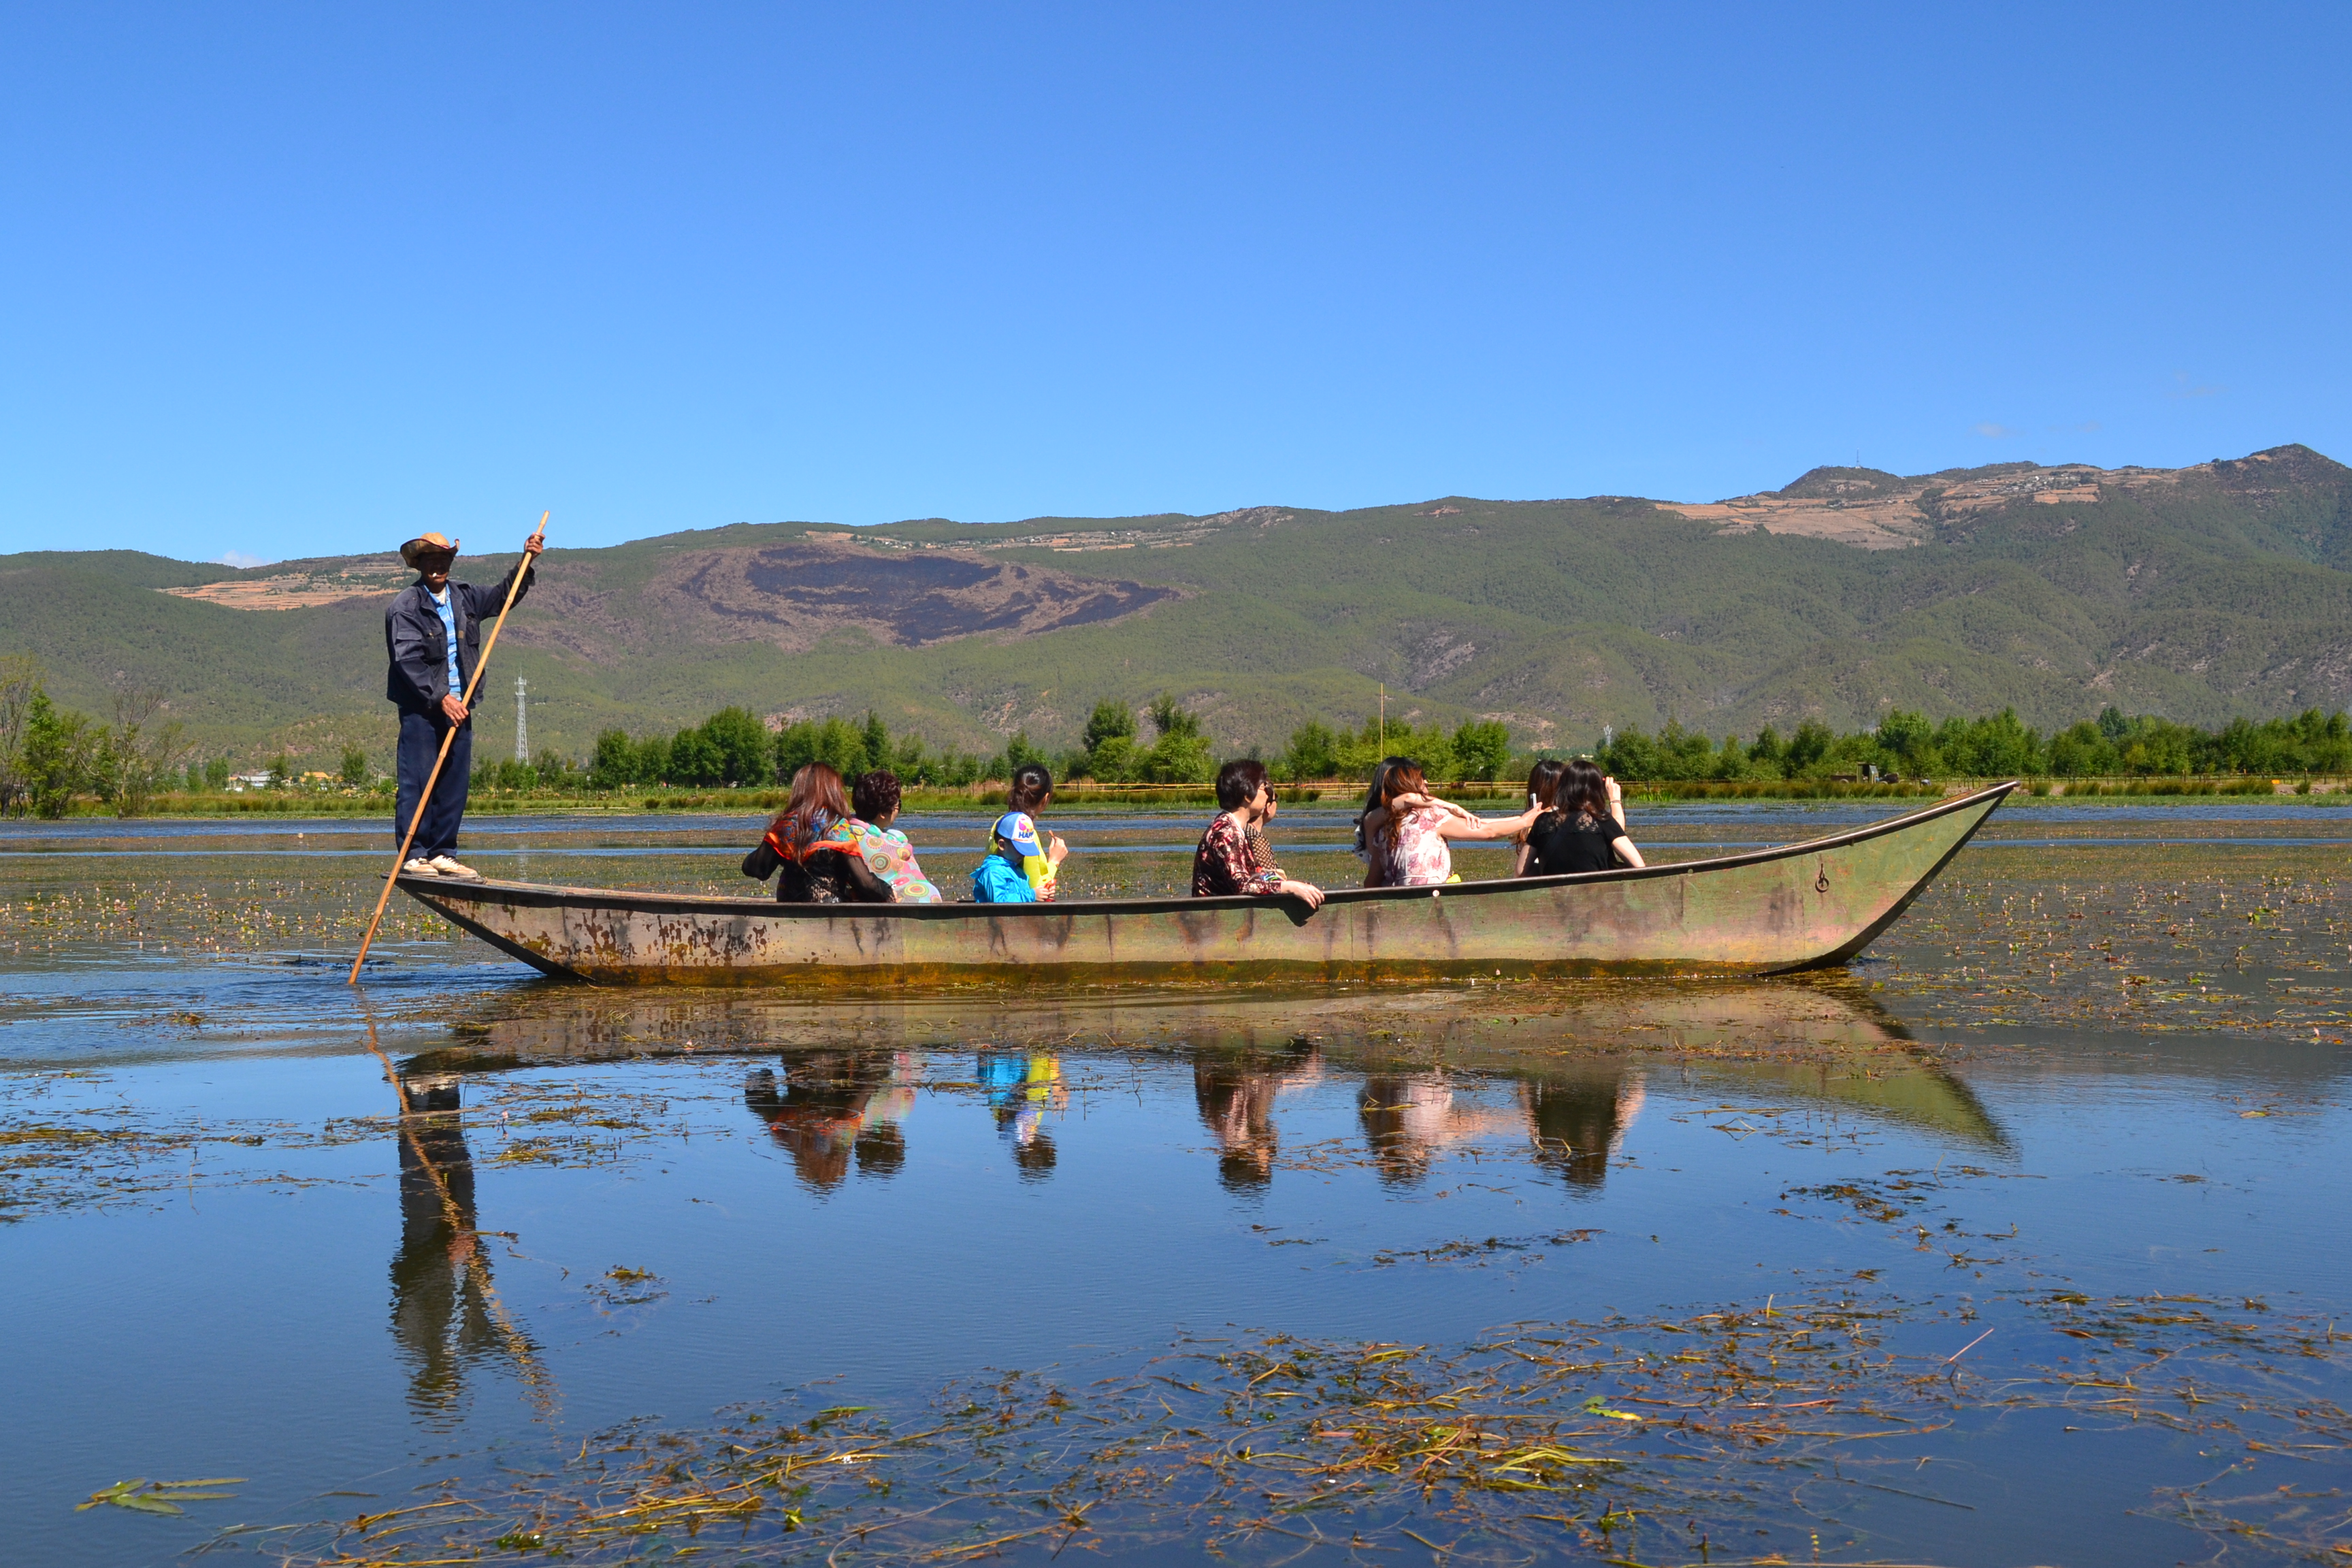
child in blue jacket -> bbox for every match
[971,764,1066,902]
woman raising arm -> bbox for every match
[1358,760,1544,887]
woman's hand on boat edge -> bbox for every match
[1279,879,1326,911]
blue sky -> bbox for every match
[3,3,2346,566]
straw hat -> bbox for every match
[399,532,461,568]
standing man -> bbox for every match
[385,527,544,879]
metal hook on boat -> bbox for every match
[1816,861,1831,894]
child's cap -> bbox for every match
[992,811,1043,858]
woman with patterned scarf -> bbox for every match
[741,762,895,903]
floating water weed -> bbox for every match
[0,1071,390,1220]
[224,1281,2347,1565]
[79,1477,244,1516]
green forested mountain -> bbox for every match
[4,444,2349,772]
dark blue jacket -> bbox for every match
[383,563,535,715]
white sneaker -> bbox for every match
[402,858,439,877]
[428,855,483,880]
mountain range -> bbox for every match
[5,442,2349,770]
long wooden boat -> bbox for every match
[397,782,2014,984]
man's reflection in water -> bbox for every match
[744,1051,922,1192]
[979,1051,1066,1181]
[1193,1039,1324,1192]
[1522,1068,1645,1192]
[390,1073,498,1422]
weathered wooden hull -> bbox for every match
[398,783,2013,984]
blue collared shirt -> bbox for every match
[431,587,461,696]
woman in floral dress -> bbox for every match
[1191,760,1326,908]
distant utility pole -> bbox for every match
[1378,685,1386,753]
[514,676,529,763]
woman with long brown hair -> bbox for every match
[1359,759,1537,887]
[741,762,894,902]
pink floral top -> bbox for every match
[1368,806,1452,887]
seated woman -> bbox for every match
[742,762,893,903]
[972,762,1068,903]
[1520,758,1645,875]
[1511,759,1567,876]
[1360,760,1539,887]
[1350,755,1412,878]
[843,770,943,903]
[1192,759,1326,909]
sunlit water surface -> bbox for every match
[4,800,2349,1565]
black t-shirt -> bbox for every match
[1522,810,1625,877]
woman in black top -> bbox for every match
[1520,758,1645,876]
[1509,759,1567,876]
[742,762,894,903]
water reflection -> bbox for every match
[383,1066,553,1424]
[1524,1069,1645,1191]
[390,1072,496,1420]
[1192,1038,1323,1190]
[743,1053,921,1191]
[350,979,2053,1453]
[421,979,2014,1180]
[980,1051,1066,1179]
[1355,1073,1563,1188]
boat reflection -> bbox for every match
[373,978,2011,1428]
[406,977,2006,1209]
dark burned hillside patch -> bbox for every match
[642,540,1179,652]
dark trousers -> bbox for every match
[395,708,472,860]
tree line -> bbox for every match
[0,657,395,816]
[547,698,1505,794]
[9,649,2352,817]
[550,700,2352,794]
[0,657,202,818]
[1588,706,2352,782]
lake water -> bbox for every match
[5,799,2349,1565]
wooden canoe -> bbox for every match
[397,781,2014,985]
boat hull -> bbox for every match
[397,784,2013,984]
